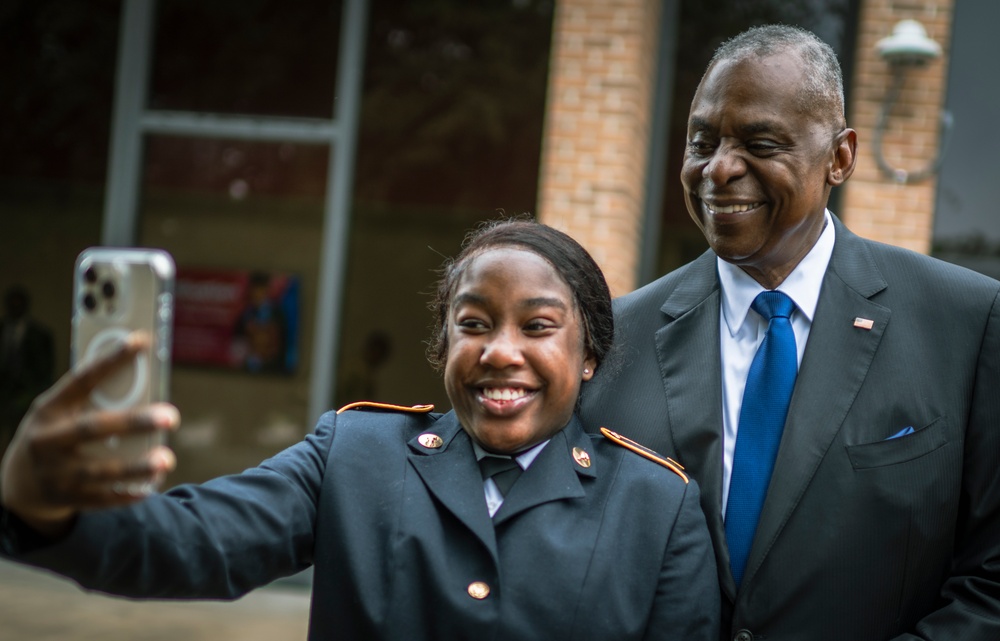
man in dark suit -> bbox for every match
[580,24,1000,641]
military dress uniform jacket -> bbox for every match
[580,216,1000,641]
[1,407,720,641]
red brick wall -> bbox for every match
[537,0,663,295]
[842,0,954,253]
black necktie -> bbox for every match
[478,455,522,496]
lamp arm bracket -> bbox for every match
[872,66,953,184]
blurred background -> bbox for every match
[0,0,997,635]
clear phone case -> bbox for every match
[72,247,175,459]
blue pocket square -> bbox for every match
[886,426,915,440]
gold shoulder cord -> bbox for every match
[599,427,689,484]
[336,401,436,415]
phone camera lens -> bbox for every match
[84,267,98,283]
[83,293,97,311]
[102,280,116,299]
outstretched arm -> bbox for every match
[1,332,328,599]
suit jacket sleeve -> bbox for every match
[1,411,338,599]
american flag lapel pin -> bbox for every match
[853,317,874,330]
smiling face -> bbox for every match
[681,49,856,289]
[443,247,596,454]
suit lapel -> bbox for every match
[492,418,594,526]
[407,412,498,558]
[653,252,734,597]
[743,219,890,588]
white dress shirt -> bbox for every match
[719,210,836,516]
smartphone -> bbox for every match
[71,247,175,459]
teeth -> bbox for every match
[483,388,527,401]
[709,202,762,214]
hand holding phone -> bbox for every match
[0,335,178,537]
[0,247,179,535]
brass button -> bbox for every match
[467,581,490,600]
[418,433,443,449]
[572,447,591,468]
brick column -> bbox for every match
[842,0,954,254]
[536,0,663,295]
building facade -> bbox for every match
[1,0,991,482]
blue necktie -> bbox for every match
[725,291,797,587]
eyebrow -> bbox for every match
[688,116,713,132]
[522,296,569,311]
[452,293,569,311]
[688,116,788,136]
[741,120,787,136]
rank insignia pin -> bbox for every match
[417,433,443,449]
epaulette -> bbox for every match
[336,401,435,415]
[600,427,689,484]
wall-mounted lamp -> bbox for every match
[872,19,953,184]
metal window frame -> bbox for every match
[103,0,369,425]
[637,0,680,287]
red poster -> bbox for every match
[173,269,300,374]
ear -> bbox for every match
[582,353,598,381]
[828,128,858,186]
